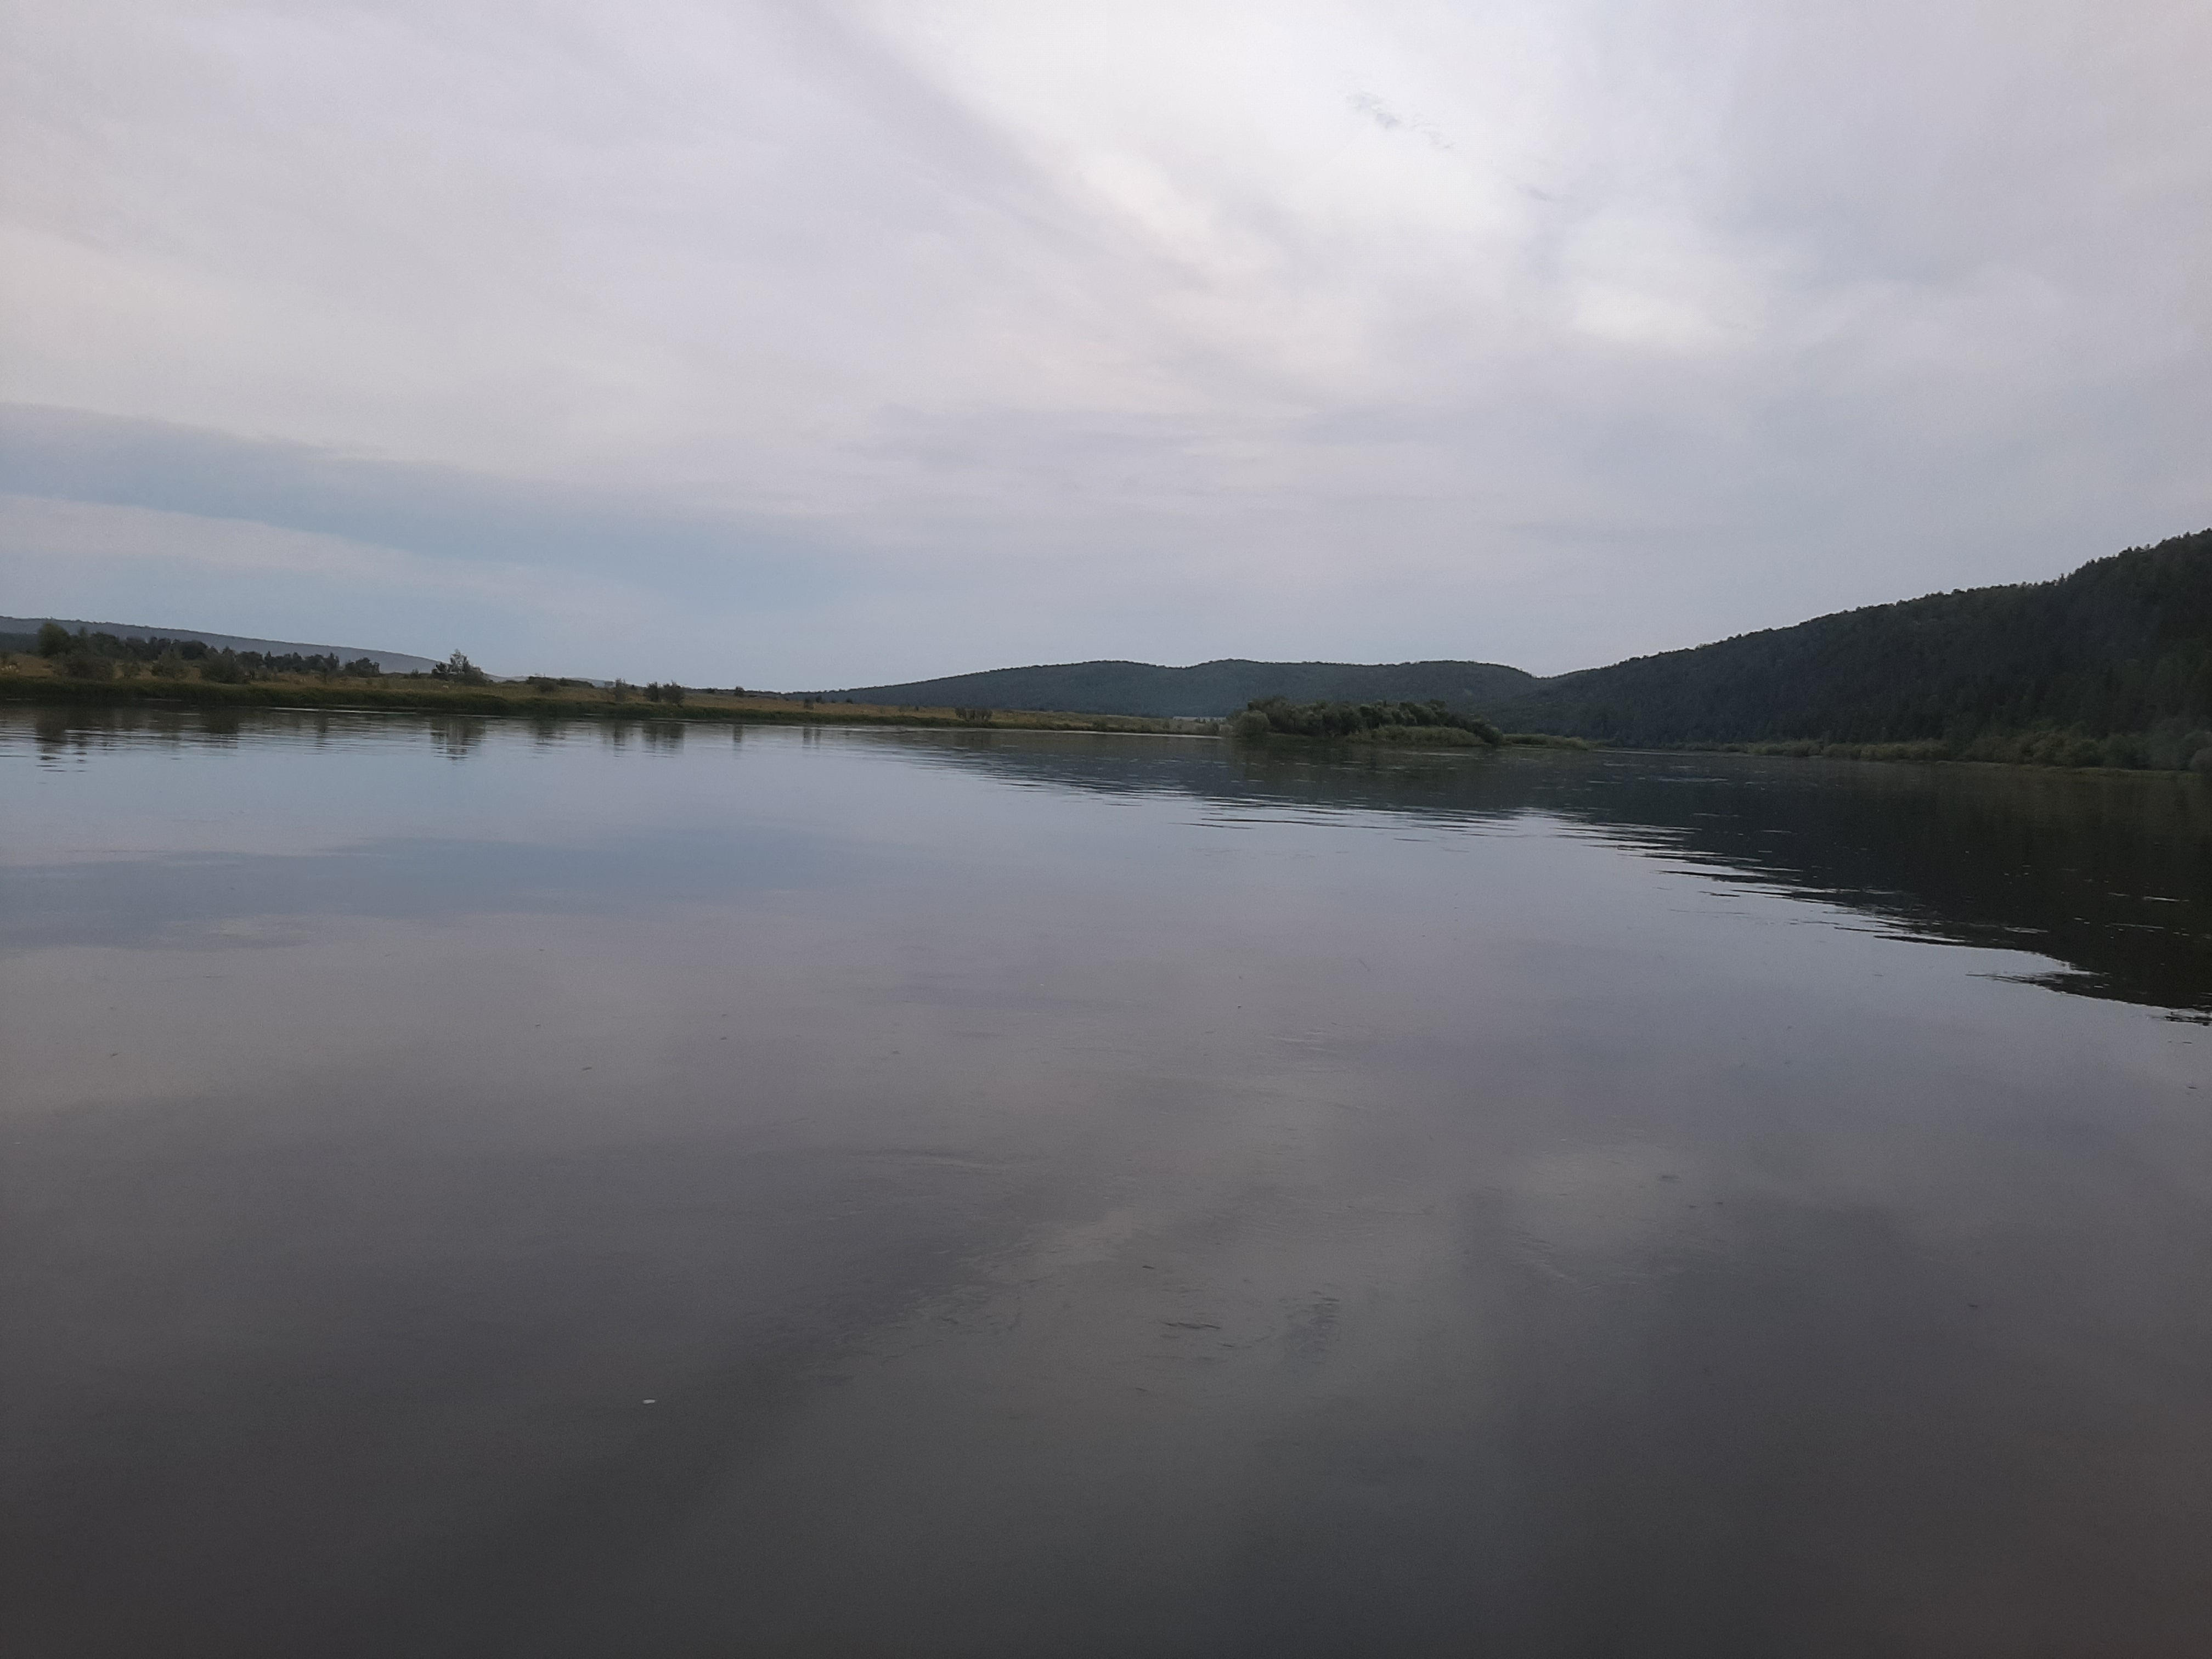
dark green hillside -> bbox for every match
[1482,529,2212,766]
[815,657,1536,718]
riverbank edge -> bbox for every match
[1682,738,2212,778]
[13,678,2202,777]
[1239,730,1594,753]
[0,675,1211,735]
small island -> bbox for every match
[1229,696,1502,748]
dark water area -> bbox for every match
[4,705,2209,1657]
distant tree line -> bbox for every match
[12,628,769,713]
[27,622,383,684]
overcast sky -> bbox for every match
[3,1,2207,685]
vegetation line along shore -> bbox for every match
[0,628,1209,735]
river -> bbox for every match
[5,706,2209,1656]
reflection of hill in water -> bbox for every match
[19,708,2212,1016]
[887,732,2212,1017]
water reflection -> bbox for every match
[4,704,2209,1657]
[426,715,489,760]
[888,731,2212,1013]
[14,706,2210,1011]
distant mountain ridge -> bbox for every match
[813,657,1539,718]
[815,528,2212,769]
[0,616,438,674]
[1478,528,2212,760]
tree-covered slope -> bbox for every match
[1481,529,2212,760]
[814,657,1537,718]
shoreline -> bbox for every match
[8,676,2205,778]
[0,673,1211,736]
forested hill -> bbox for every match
[814,657,1537,718]
[1481,529,2212,761]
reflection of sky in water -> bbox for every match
[5,705,2210,1656]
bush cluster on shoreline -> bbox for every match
[1231,696,1504,747]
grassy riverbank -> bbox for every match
[0,655,1211,735]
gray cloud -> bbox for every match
[1,1,2207,684]
[0,405,836,599]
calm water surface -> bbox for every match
[5,706,2210,1657]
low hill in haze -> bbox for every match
[813,657,1538,718]
[1480,528,2212,764]
[0,617,439,674]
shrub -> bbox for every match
[2099,733,2148,769]
[58,650,112,679]
[1358,724,1482,747]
